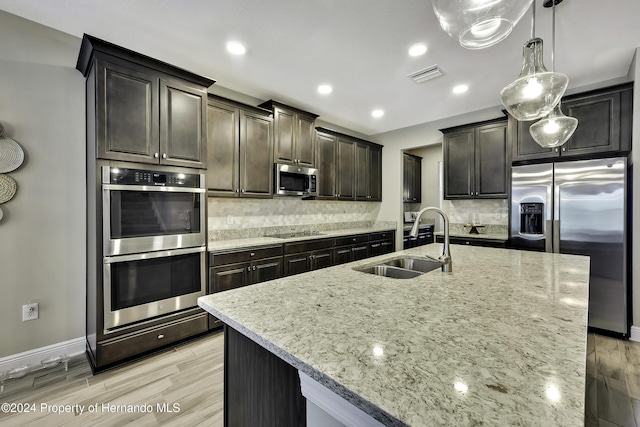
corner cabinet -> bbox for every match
[315,127,383,202]
[259,100,318,168]
[442,118,510,199]
[206,96,274,198]
[512,83,633,162]
[76,34,213,168]
[403,153,422,203]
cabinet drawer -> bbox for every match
[210,245,283,266]
[436,235,507,248]
[334,234,368,246]
[97,312,208,367]
[369,231,394,241]
[284,238,333,255]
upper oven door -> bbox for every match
[102,168,206,256]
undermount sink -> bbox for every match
[355,256,444,279]
[381,257,442,274]
[358,265,423,279]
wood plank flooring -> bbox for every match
[0,332,224,427]
[1,330,639,426]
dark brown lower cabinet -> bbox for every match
[435,234,507,248]
[283,238,334,276]
[369,231,396,257]
[224,326,306,427]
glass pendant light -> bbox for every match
[500,1,568,121]
[431,0,534,49]
[529,0,577,147]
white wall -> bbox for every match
[0,11,85,357]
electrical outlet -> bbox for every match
[22,303,39,321]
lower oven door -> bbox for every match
[103,246,206,332]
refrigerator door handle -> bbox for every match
[553,219,560,253]
[545,220,553,252]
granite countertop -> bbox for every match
[198,245,589,426]
[208,224,397,252]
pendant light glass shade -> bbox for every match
[431,0,533,49]
[529,103,578,147]
[500,38,568,121]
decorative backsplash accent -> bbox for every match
[208,198,385,240]
[443,199,509,226]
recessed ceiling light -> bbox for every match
[371,109,384,118]
[226,41,246,55]
[453,84,469,94]
[318,84,333,94]
[408,43,427,57]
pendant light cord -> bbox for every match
[531,0,536,39]
[551,0,556,72]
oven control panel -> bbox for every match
[105,167,201,188]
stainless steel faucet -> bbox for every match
[410,207,452,273]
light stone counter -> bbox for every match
[208,224,397,252]
[198,245,589,426]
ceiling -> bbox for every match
[2,0,640,136]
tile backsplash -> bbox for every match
[208,198,382,240]
[443,199,509,226]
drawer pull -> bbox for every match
[250,252,255,257]
[157,334,165,340]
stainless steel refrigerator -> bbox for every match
[510,157,629,335]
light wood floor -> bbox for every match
[0,331,224,427]
[1,331,639,426]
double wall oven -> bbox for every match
[101,166,206,332]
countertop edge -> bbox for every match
[197,299,405,426]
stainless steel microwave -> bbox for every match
[274,163,318,197]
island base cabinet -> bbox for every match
[224,326,306,427]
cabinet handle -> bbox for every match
[154,153,159,158]
[253,266,256,271]
[247,266,251,272]
[162,153,167,159]
[157,334,165,340]
[555,148,559,152]
[241,189,245,193]
[250,252,255,257]
[562,147,566,152]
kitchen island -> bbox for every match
[198,244,589,426]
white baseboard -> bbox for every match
[0,337,86,373]
[630,326,640,342]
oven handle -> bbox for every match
[104,246,206,263]
[103,184,205,193]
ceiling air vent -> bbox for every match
[407,65,443,83]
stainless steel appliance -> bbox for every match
[274,163,318,197]
[510,157,629,335]
[101,166,206,332]
[102,166,206,255]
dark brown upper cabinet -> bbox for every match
[442,118,510,200]
[512,83,632,163]
[258,100,318,168]
[76,34,214,169]
[315,127,382,202]
[206,96,274,198]
[403,153,422,203]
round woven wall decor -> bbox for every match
[0,174,17,204]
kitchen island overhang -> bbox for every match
[199,245,589,426]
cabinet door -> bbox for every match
[334,246,353,265]
[296,114,316,167]
[368,145,382,201]
[316,132,337,199]
[95,58,159,163]
[284,254,310,276]
[355,142,369,201]
[351,245,369,261]
[273,107,296,165]
[251,256,283,284]
[310,249,333,270]
[475,122,509,198]
[561,90,621,156]
[207,101,239,196]
[403,154,421,203]
[336,137,355,200]
[210,262,250,293]
[159,79,207,168]
[511,118,557,162]
[444,130,474,199]
[240,110,274,198]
